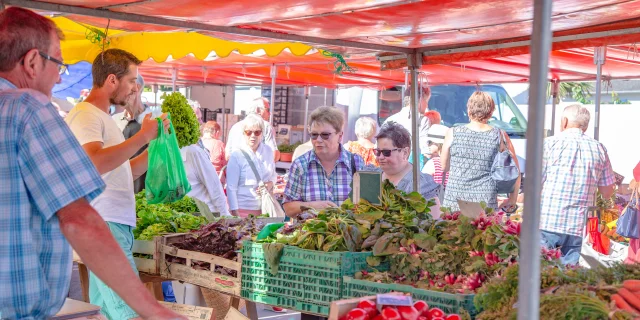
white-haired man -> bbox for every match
[226,97,280,161]
[540,104,615,265]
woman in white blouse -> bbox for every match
[227,114,277,217]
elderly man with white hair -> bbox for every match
[540,104,615,265]
[226,97,280,161]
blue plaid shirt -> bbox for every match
[540,128,615,237]
[0,78,105,319]
[284,145,364,206]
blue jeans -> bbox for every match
[541,230,583,265]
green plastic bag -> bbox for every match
[145,114,191,204]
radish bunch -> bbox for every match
[340,300,462,320]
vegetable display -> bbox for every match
[160,92,200,148]
[262,181,435,255]
[134,191,207,240]
[357,205,522,294]
[164,216,274,275]
[339,299,462,320]
[474,263,640,319]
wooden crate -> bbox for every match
[159,233,242,296]
[72,238,161,275]
[133,238,161,275]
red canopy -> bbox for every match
[9,0,640,86]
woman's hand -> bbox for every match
[499,198,518,213]
[307,201,338,209]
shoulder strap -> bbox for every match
[350,152,357,177]
[240,150,262,184]
[498,129,506,152]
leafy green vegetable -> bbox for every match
[133,191,207,240]
[160,92,200,148]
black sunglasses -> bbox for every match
[373,148,402,157]
[39,52,68,75]
[309,132,336,140]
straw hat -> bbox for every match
[427,124,450,144]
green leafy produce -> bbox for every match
[160,92,200,148]
[133,191,207,240]
[474,263,640,320]
[261,181,436,253]
[166,196,198,213]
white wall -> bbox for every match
[190,85,235,112]
[519,102,640,182]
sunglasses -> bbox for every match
[39,52,68,75]
[244,130,262,137]
[373,148,403,157]
[309,132,336,140]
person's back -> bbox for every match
[540,128,613,236]
[443,125,500,210]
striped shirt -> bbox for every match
[0,78,105,319]
[284,145,364,206]
[431,157,449,188]
[540,128,615,237]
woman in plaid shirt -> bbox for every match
[283,106,364,217]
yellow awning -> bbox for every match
[54,17,315,65]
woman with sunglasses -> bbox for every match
[283,106,364,217]
[365,122,441,213]
[227,114,277,217]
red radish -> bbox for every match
[431,318,445,320]
[372,316,385,320]
[381,307,402,320]
[429,308,445,318]
[357,300,378,318]
[345,308,370,320]
[413,301,429,316]
[397,306,420,320]
[417,317,428,320]
[445,315,461,320]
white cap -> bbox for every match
[427,124,449,144]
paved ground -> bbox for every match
[68,263,302,320]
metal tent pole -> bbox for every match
[324,87,328,106]
[518,0,553,319]
[594,47,606,141]
[550,80,559,136]
[222,86,228,142]
[171,69,177,92]
[408,54,421,192]
[304,86,310,141]
[269,64,277,126]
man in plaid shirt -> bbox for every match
[540,104,615,265]
[0,8,184,320]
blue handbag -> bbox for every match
[616,189,639,239]
[492,130,520,194]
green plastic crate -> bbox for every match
[343,276,478,317]
[241,289,329,316]
[241,241,374,315]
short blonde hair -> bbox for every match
[308,106,344,133]
[424,110,441,125]
[242,114,264,132]
[467,91,495,122]
[354,116,377,139]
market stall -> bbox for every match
[6,1,640,319]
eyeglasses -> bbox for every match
[373,148,403,157]
[39,52,68,75]
[244,130,262,137]
[309,132,336,140]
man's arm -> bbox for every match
[83,114,167,175]
[130,150,149,180]
[58,199,185,320]
[598,184,616,199]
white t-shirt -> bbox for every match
[65,102,137,227]
[181,144,230,216]
[226,119,277,157]
[383,107,431,153]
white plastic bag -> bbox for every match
[260,185,286,218]
[579,236,629,269]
